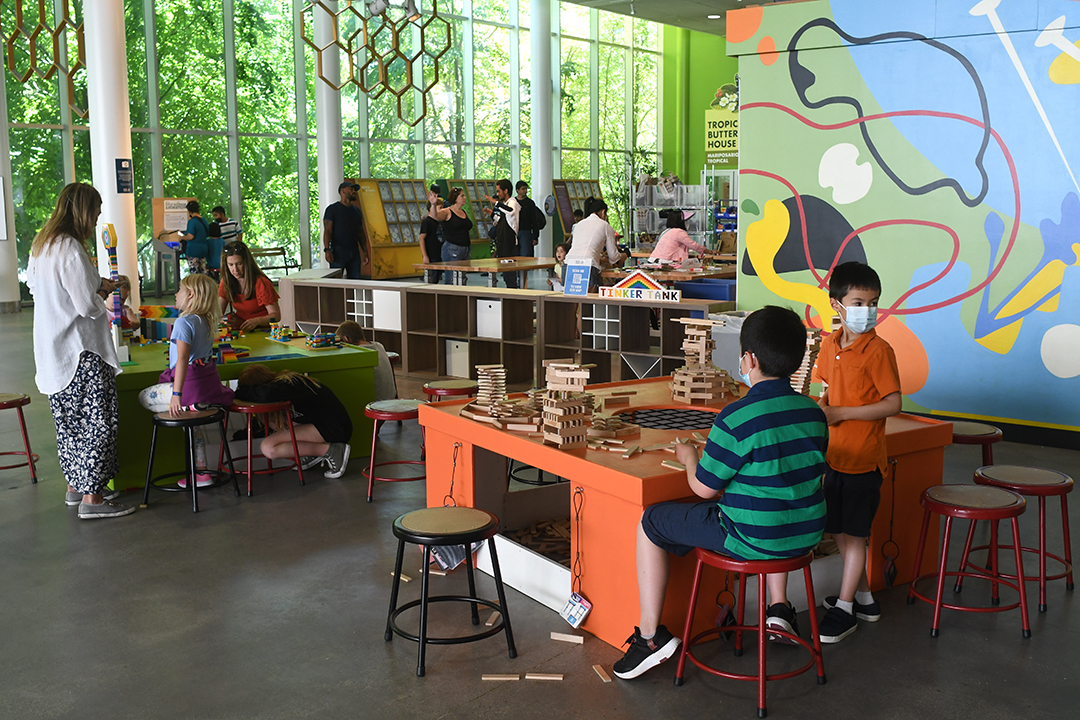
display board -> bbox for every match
[551,179,602,238]
[355,179,427,280]
[151,197,196,239]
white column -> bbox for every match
[84,0,140,309]
[531,0,553,250]
[0,59,19,312]
[315,1,344,267]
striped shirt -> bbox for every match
[218,217,242,243]
[697,378,828,560]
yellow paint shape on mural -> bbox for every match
[976,318,1023,354]
[996,260,1067,319]
[745,199,833,324]
[1048,42,1080,84]
[1037,294,1060,313]
[1073,243,1080,265]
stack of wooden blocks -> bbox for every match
[669,317,738,405]
[475,364,508,410]
[791,328,823,396]
[588,414,641,438]
[542,360,592,450]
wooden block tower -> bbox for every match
[542,360,592,450]
[790,328,823,396]
[669,317,738,405]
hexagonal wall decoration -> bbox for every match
[2,0,87,118]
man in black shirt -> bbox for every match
[419,184,442,284]
[323,180,369,279]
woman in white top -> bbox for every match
[564,197,626,291]
[26,183,135,520]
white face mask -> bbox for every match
[739,353,753,388]
[841,305,877,334]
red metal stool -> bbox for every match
[954,466,1073,612]
[907,484,1030,638]
[219,399,305,496]
[951,421,1002,466]
[364,399,426,503]
[674,549,825,718]
[422,379,479,403]
[0,393,37,483]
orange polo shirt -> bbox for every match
[812,328,901,475]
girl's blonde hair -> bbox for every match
[31,182,102,257]
[237,365,322,429]
[179,274,221,329]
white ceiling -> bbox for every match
[565,0,778,37]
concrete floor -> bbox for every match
[1,305,1078,720]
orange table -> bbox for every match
[419,377,951,648]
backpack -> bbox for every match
[534,204,547,230]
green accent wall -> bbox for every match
[661,28,739,183]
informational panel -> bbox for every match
[563,258,592,296]
[552,179,602,238]
[152,197,196,240]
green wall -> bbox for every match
[661,28,739,183]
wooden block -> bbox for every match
[420,567,447,577]
[482,674,520,681]
[603,396,631,407]
[692,432,705,441]
[644,443,674,452]
[551,631,584,644]
[506,423,540,432]
[486,611,501,626]
[528,432,544,437]
[391,571,412,583]
[622,445,640,459]
[661,460,686,471]
[611,390,637,396]
[593,665,612,683]
[614,426,641,437]
[525,673,564,681]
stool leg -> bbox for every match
[246,415,255,497]
[464,544,480,625]
[16,407,36,483]
[142,424,160,506]
[488,537,517,659]
[930,516,954,637]
[417,545,432,677]
[217,410,228,472]
[366,419,381,503]
[384,538,406,642]
[908,507,933,605]
[674,556,704,686]
[1062,496,1073,591]
[1038,497,1048,612]
[990,520,1001,606]
[286,412,305,487]
[263,413,274,474]
[983,441,993,467]
[219,420,241,497]
[735,569,748,656]
[1012,518,1031,638]
[954,520,979,593]
[186,426,200,513]
[757,572,768,718]
[802,565,826,684]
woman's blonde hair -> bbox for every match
[31,182,102,257]
[178,274,221,329]
[237,364,322,429]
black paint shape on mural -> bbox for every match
[741,195,866,277]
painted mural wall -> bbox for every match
[728,0,1080,432]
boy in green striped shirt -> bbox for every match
[614,306,828,680]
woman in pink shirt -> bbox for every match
[649,211,709,264]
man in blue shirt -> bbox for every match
[322,180,369,279]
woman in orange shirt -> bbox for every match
[218,241,280,331]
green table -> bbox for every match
[113,333,377,490]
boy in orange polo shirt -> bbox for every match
[813,262,902,643]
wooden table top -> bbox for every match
[413,256,558,272]
[630,252,737,262]
[601,265,736,282]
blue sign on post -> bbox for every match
[115,158,133,194]
[563,258,593,296]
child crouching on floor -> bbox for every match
[614,305,828,680]
[335,320,397,402]
[234,364,353,478]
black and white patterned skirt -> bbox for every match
[47,352,119,494]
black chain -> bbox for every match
[572,486,585,594]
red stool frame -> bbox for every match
[951,421,1003,467]
[954,466,1073,613]
[0,394,37,483]
[674,549,825,718]
[907,484,1030,638]
[364,399,426,503]
[218,400,304,496]
[422,379,479,403]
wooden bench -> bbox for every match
[250,246,301,275]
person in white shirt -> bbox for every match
[484,179,521,288]
[25,183,135,519]
[564,197,626,291]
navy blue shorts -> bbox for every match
[823,466,883,538]
[641,500,729,557]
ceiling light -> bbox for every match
[707,15,721,19]
[404,0,421,22]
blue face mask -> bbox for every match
[739,354,753,388]
[841,305,878,334]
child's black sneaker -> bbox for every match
[765,602,800,645]
[818,605,858,643]
[823,595,881,622]
[612,625,681,680]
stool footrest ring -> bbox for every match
[683,626,820,683]
[389,596,505,645]
[148,469,237,493]
[364,460,426,483]
[910,571,1024,613]
[0,451,39,471]
[961,544,1073,584]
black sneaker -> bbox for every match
[823,595,881,622]
[612,625,680,680]
[818,606,858,644]
[765,602,800,645]
[322,443,351,479]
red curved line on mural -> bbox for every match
[739,168,823,284]
[741,102,1022,315]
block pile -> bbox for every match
[669,317,738,405]
[790,328,822,396]
[305,333,339,349]
[542,361,592,450]
[460,365,542,431]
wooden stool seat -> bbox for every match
[422,379,480,402]
[675,549,825,718]
[385,506,516,677]
[221,400,305,497]
[951,421,1003,466]
[142,408,241,513]
[908,484,1031,637]
[959,466,1075,612]
[363,399,426,502]
[0,393,37,483]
